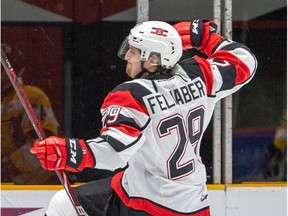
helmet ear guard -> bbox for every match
[147,52,161,66]
[118,21,183,69]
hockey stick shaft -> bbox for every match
[1,48,87,216]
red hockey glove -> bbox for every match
[30,136,95,172]
[173,19,218,50]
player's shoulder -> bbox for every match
[111,79,152,94]
[23,85,45,94]
[22,85,49,99]
[107,79,154,105]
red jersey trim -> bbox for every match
[111,171,211,216]
[102,91,148,115]
[203,34,224,56]
[100,124,141,137]
[194,56,214,95]
[211,50,251,85]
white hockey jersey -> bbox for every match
[86,34,257,215]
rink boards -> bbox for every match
[1,183,287,216]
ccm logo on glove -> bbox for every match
[191,20,200,35]
[173,19,218,50]
[69,139,77,164]
[30,136,95,172]
[67,138,83,168]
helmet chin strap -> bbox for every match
[134,61,153,79]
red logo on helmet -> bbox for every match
[151,27,168,37]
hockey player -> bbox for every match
[1,43,60,184]
[30,20,257,215]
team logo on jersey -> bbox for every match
[151,27,168,37]
[200,193,208,202]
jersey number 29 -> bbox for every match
[157,106,205,180]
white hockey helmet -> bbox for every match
[118,21,183,69]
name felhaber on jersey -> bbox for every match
[143,77,206,115]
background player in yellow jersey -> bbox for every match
[263,113,287,181]
[1,43,60,184]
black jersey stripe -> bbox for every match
[219,42,255,59]
[179,58,206,84]
[100,133,143,152]
[104,114,141,130]
[111,82,152,107]
[217,65,237,92]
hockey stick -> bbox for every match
[1,48,87,216]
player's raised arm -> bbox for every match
[174,19,257,99]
